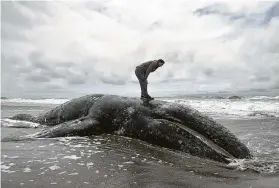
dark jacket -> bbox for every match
[136,60,159,79]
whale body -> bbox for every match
[11,94,251,163]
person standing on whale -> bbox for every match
[135,59,165,100]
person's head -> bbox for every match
[157,59,165,67]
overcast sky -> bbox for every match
[1,0,279,98]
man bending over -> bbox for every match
[135,59,165,100]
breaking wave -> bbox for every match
[249,96,279,100]
[163,98,279,119]
[1,98,69,104]
[1,96,278,119]
[228,158,279,174]
[1,118,41,128]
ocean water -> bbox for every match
[1,95,279,188]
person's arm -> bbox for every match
[144,61,157,79]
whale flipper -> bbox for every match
[33,117,100,138]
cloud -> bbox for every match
[251,75,271,83]
[194,1,278,26]
[68,77,86,85]
[26,75,50,83]
[1,0,279,98]
[100,77,126,85]
[271,83,279,89]
[263,2,279,24]
[203,68,214,77]
[1,1,33,28]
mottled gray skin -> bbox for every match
[11,94,251,163]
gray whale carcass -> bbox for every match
[11,94,251,163]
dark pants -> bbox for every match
[135,67,148,97]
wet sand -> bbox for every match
[1,128,278,188]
